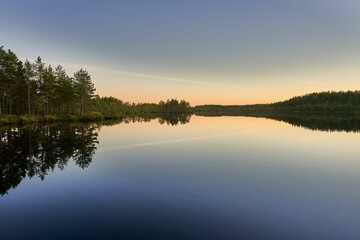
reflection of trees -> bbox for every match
[0,124,100,195]
[196,112,360,133]
[73,125,99,169]
[0,115,192,195]
[118,113,192,126]
[158,113,192,126]
[268,114,360,133]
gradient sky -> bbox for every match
[1,0,360,105]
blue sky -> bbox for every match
[1,0,360,104]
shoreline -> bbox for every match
[0,111,194,126]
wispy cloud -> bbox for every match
[23,58,259,91]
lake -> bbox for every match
[1,115,360,239]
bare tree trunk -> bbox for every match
[9,97,12,115]
[46,97,49,115]
[3,96,5,114]
[27,85,31,115]
[16,95,19,115]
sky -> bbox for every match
[1,0,360,105]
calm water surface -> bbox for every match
[1,116,360,239]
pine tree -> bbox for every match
[73,69,95,115]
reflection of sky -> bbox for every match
[1,116,360,239]
[97,116,360,159]
[1,0,360,105]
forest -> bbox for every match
[195,91,360,115]
[0,46,192,124]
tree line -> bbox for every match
[0,46,95,115]
[272,91,360,112]
[92,97,192,115]
[0,46,192,117]
[195,91,360,115]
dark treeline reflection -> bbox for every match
[269,114,360,133]
[120,113,192,126]
[196,113,360,133]
[0,123,100,195]
[0,114,191,195]
[158,113,192,126]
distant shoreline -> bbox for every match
[194,90,360,115]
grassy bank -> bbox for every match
[0,112,124,126]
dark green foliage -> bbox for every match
[195,91,360,115]
[272,91,360,112]
[195,91,360,133]
[0,46,95,116]
[0,46,192,120]
[91,97,192,115]
[74,69,95,115]
[278,91,360,106]
[0,46,25,115]
[158,99,191,113]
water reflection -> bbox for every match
[0,124,99,195]
[196,113,360,132]
[266,114,360,132]
[121,113,191,126]
[0,114,191,195]
[1,112,358,195]
[157,113,192,126]
[1,114,360,239]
